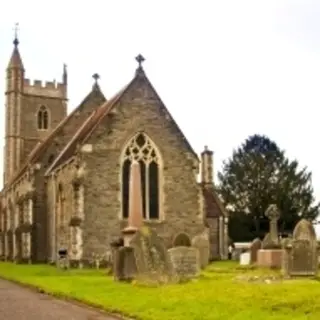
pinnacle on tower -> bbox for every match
[63,63,68,84]
[7,23,24,70]
[13,22,19,47]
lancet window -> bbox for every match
[37,105,49,130]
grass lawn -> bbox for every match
[0,261,320,320]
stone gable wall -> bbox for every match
[82,77,206,255]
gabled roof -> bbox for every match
[45,83,128,175]
[45,67,199,176]
[5,85,106,188]
[201,183,228,218]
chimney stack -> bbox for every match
[201,146,214,185]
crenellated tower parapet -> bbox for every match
[23,79,67,99]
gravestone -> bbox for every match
[250,238,262,264]
[168,246,200,280]
[240,252,251,266]
[113,246,137,281]
[282,219,318,277]
[257,204,283,268]
[264,204,280,247]
[129,226,174,282]
[233,242,251,261]
[191,231,210,269]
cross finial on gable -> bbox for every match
[92,73,100,83]
[135,54,145,67]
[13,22,19,47]
[92,73,100,90]
[135,54,146,76]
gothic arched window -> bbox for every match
[37,105,49,130]
[121,133,161,220]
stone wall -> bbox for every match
[0,169,36,262]
[49,159,76,257]
[0,87,106,263]
[21,94,67,157]
[206,217,219,260]
[82,75,206,256]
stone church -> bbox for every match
[0,34,229,264]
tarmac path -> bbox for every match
[0,278,122,320]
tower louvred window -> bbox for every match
[37,106,49,130]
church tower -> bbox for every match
[4,26,68,184]
[4,30,24,184]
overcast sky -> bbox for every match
[1,0,320,232]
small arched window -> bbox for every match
[121,133,162,220]
[173,233,191,247]
[37,106,49,130]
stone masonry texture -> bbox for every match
[80,74,206,259]
[1,38,227,263]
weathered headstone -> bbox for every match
[191,231,210,269]
[250,238,262,264]
[168,246,200,280]
[282,219,318,277]
[113,246,137,281]
[129,226,174,282]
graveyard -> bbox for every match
[0,200,319,319]
[1,200,319,320]
[0,260,319,320]
[1,156,320,319]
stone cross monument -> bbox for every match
[265,204,280,243]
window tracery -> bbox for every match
[121,133,161,220]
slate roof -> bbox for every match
[201,183,228,218]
